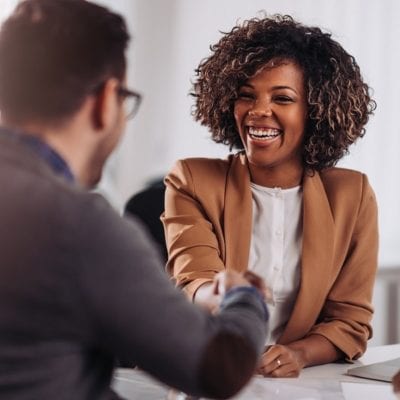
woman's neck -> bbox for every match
[248,163,304,188]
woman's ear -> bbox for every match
[92,78,120,130]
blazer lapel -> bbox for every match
[224,153,253,273]
[279,171,335,344]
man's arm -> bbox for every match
[73,195,268,398]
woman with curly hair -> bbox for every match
[162,14,378,377]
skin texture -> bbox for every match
[233,61,307,188]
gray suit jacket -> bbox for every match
[0,130,267,400]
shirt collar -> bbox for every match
[0,126,75,182]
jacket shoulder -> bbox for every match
[169,154,237,186]
[165,154,242,204]
[180,155,232,173]
[318,167,374,204]
[319,166,365,187]
[319,166,364,179]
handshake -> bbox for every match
[195,269,271,313]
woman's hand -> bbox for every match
[258,336,343,378]
[194,270,268,313]
[212,269,251,297]
[257,344,305,378]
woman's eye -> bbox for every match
[237,92,254,100]
[274,95,294,103]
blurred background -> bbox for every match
[1,0,399,346]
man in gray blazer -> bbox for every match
[0,1,268,399]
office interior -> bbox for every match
[1,0,399,347]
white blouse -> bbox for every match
[248,183,303,344]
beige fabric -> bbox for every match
[162,152,379,360]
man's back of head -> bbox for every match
[0,0,129,126]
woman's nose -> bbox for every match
[248,101,273,117]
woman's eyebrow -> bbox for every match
[240,83,300,94]
[271,85,299,94]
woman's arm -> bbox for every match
[258,335,343,377]
[306,174,379,360]
[162,159,226,299]
[260,174,378,377]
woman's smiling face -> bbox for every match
[234,60,308,186]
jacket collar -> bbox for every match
[279,171,335,343]
[223,155,335,343]
[224,153,253,272]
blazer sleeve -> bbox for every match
[307,174,379,360]
[162,159,225,299]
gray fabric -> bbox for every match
[0,132,268,400]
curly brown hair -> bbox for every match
[192,14,376,170]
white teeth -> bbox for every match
[248,127,281,138]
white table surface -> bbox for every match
[113,344,400,400]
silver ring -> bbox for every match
[276,358,281,367]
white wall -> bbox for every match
[0,0,17,22]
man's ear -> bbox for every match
[92,78,120,130]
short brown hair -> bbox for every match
[0,0,129,124]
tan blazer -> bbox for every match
[162,153,379,360]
